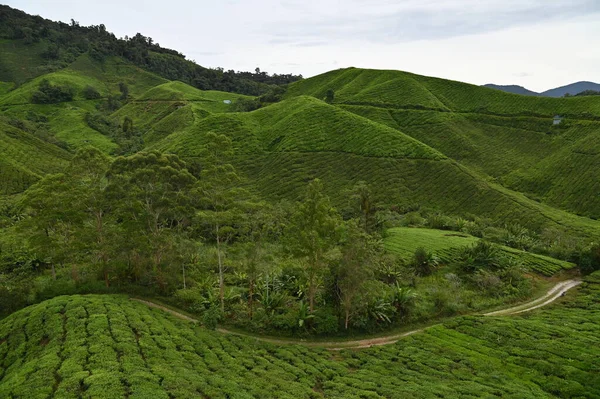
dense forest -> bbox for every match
[0,5,302,95]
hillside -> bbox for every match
[1,272,599,398]
[482,84,540,96]
[0,116,71,195]
[285,68,600,220]
[0,5,301,96]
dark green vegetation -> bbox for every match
[0,6,301,95]
[0,272,598,398]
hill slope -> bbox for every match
[1,274,599,398]
[482,84,540,96]
[286,68,600,220]
[0,117,71,194]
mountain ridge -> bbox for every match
[483,81,600,97]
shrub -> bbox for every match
[82,85,101,100]
[413,247,438,276]
[31,79,75,104]
[231,97,261,112]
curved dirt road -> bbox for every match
[132,279,581,350]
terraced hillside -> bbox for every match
[0,117,71,194]
[385,227,576,276]
[146,94,600,241]
[1,272,599,398]
[287,67,600,118]
[286,68,600,219]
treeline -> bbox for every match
[0,5,302,95]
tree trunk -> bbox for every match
[182,263,186,289]
[216,223,225,313]
[51,263,56,280]
[345,309,350,330]
[308,279,315,313]
[104,265,109,288]
[248,279,254,319]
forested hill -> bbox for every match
[0,5,302,95]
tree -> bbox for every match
[82,85,101,100]
[337,220,374,329]
[196,132,248,312]
[347,181,377,234]
[19,174,80,280]
[286,179,342,313]
[122,116,133,135]
[68,147,113,286]
[325,88,335,103]
[119,82,129,100]
[106,151,196,289]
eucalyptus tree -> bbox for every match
[106,151,197,289]
[337,219,375,329]
[195,132,249,312]
[286,179,342,313]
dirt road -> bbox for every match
[132,278,581,350]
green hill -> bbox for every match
[1,273,599,398]
[288,67,600,118]
[150,94,600,241]
[287,68,600,219]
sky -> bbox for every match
[6,0,600,92]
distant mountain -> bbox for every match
[483,81,600,97]
[483,84,540,96]
[541,81,600,98]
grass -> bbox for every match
[1,272,599,398]
[384,227,576,276]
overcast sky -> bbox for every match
[7,0,600,91]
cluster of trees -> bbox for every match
[0,133,422,333]
[0,5,302,95]
[30,79,74,104]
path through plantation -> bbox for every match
[132,279,582,350]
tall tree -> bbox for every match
[196,132,248,312]
[106,151,196,289]
[347,181,377,234]
[337,220,375,329]
[19,174,80,280]
[68,147,113,286]
[286,179,342,313]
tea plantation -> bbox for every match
[1,271,599,398]
[385,227,576,276]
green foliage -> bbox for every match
[385,227,575,276]
[285,179,343,312]
[30,79,74,104]
[413,247,439,276]
[81,84,101,99]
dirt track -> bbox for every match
[132,278,581,350]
